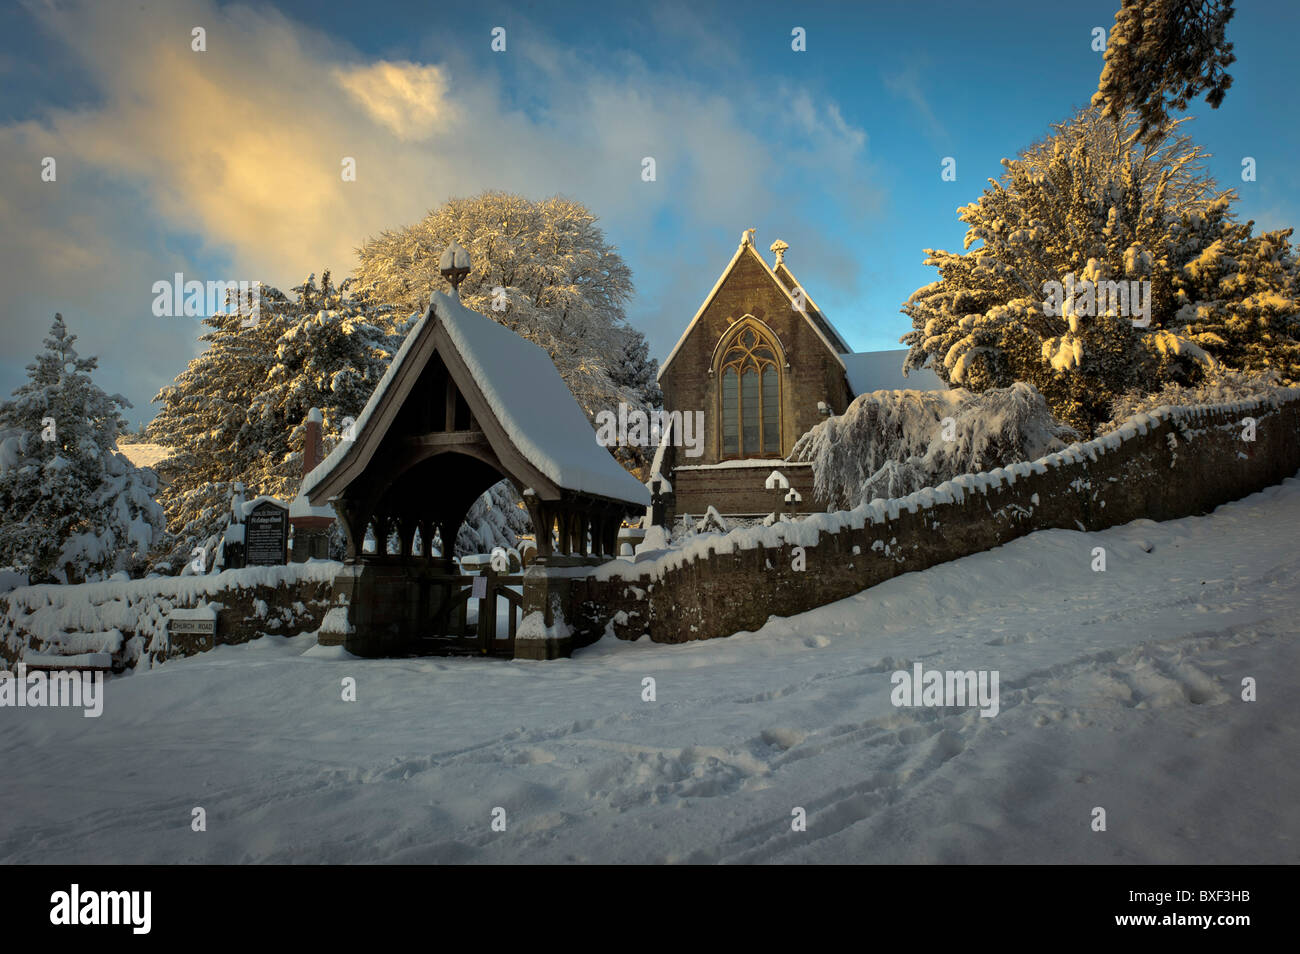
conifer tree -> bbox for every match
[0,315,167,583]
[1094,0,1236,142]
[147,273,407,568]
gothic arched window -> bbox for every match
[718,323,782,458]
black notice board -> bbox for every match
[245,501,288,566]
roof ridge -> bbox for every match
[657,237,847,380]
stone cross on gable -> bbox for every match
[770,239,789,266]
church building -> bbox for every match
[653,229,946,522]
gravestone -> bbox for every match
[245,499,289,566]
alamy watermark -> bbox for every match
[1042,273,1151,328]
[890,662,1000,718]
[594,404,704,458]
[0,663,104,718]
[151,273,263,326]
[50,884,150,934]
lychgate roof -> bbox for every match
[303,290,649,508]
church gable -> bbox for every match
[659,232,855,466]
[658,233,846,387]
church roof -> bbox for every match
[771,261,852,353]
[303,290,649,508]
[657,233,850,381]
[841,349,948,395]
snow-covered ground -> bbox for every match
[3,477,1299,864]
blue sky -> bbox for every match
[2,0,1296,427]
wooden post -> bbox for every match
[478,568,495,654]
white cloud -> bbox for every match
[0,0,881,418]
[334,61,455,141]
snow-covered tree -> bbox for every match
[1177,226,1300,381]
[901,108,1300,433]
[454,479,532,557]
[1094,0,1236,142]
[1106,366,1285,428]
[148,273,408,568]
[0,315,168,583]
[354,191,661,474]
[790,384,1078,511]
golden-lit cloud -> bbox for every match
[334,61,455,142]
[0,0,876,417]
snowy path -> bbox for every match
[3,478,1299,863]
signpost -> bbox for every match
[168,609,219,654]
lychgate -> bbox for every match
[302,285,648,660]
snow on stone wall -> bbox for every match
[578,389,1300,645]
[1,560,341,670]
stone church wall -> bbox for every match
[670,461,822,519]
[573,392,1300,646]
[659,250,853,465]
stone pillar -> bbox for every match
[325,561,423,657]
[291,408,335,562]
[516,564,575,660]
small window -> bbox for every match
[722,368,739,456]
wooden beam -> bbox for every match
[404,431,489,447]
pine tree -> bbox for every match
[901,108,1299,434]
[147,273,407,568]
[0,315,168,583]
[453,479,532,557]
[353,191,661,473]
[1094,0,1236,142]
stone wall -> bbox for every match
[671,460,824,519]
[574,393,1300,646]
[7,395,1296,666]
[0,563,339,670]
[164,578,334,658]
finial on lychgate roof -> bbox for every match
[439,240,472,294]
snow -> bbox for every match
[22,652,113,670]
[238,495,287,519]
[0,569,28,594]
[790,381,1076,511]
[2,561,341,668]
[840,349,948,396]
[288,494,335,520]
[430,291,648,505]
[516,610,571,641]
[168,606,217,622]
[438,240,471,272]
[674,459,812,472]
[304,291,648,507]
[2,475,1298,862]
[114,443,173,470]
[318,606,353,636]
